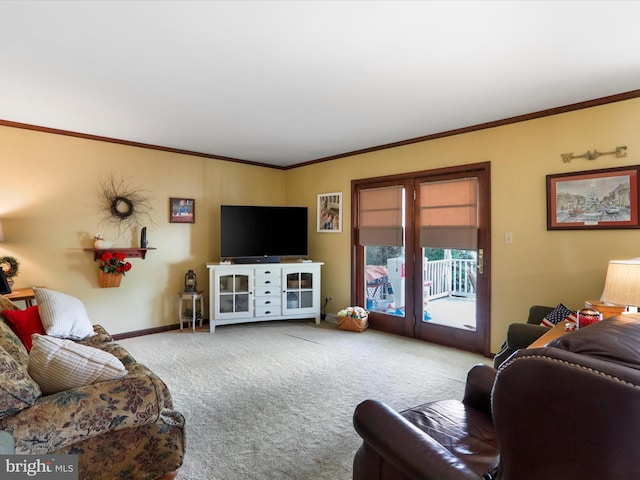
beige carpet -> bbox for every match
[119,320,487,480]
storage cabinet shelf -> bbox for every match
[84,248,157,261]
[207,262,323,332]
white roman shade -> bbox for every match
[358,185,404,246]
[419,178,478,250]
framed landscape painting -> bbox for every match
[546,166,640,230]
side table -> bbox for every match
[178,291,204,332]
[4,287,41,307]
[584,299,626,319]
[529,301,628,349]
[528,321,570,349]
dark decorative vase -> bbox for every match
[140,227,148,248]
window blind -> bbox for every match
[358,185,404,246]
[419,178,478,250]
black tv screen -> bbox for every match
[220,205,308,262]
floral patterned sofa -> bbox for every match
[0,293,185,480]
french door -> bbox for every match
[352,162,491,355]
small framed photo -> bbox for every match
[170,198,195,223]
[318,192,342,233]
[546,166,640,230]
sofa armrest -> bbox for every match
[494,323,549,368]
[526,305,555,325]
[4,372,166,454]
[505,323,548,349]
[353,399,480,480]
[76,324,114,348]
[462,364,496,414]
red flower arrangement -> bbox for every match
[99,252,132,276]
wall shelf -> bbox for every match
[84,248,157,261]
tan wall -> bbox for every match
[287,97,640,352]
[2,97,639,351]
[0,125,285,334]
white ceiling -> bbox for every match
[2,1,639,168]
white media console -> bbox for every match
[206,262,323,332]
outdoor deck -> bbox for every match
[426,295,476,330]
[366,257,477,330]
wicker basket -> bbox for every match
[338,312,369,332]
[99,270,123,288]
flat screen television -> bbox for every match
[220,205,308,263]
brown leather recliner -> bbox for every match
[353,314,640,480]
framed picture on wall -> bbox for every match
[170,198,195,223]
[317,192,342,233]
[546,166,640,230]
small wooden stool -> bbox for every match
[178,291,204,332]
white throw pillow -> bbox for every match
[28,334,127,395]
[33,288,95,340]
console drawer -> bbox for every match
[254,286,280,297]
[255,297,281,308]
[255,275,281,288]
[255,306,281,317]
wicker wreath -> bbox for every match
[99,172,155,236]
[0,256,19,279]
[110,196,134,219]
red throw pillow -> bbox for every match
[2,306,46,351]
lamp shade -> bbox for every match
[600,259,640,307]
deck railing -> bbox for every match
[425,258,476,300]
[366,257,477,306]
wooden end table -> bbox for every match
[528,321,571,348]
[528,300,627,348]
[4,287,38,307]
[584,299,626,319]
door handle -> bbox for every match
[477,249,484,274]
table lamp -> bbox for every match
[600,259,640,312]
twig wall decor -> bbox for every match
[98,172,155,237]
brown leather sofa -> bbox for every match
[353,314,640,480]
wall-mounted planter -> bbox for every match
[99,271,123,288]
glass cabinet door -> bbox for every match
[282,267,319,315]
[216,271,252,318]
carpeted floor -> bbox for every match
[119,320,487,480]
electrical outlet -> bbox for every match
[326,296,334,303]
